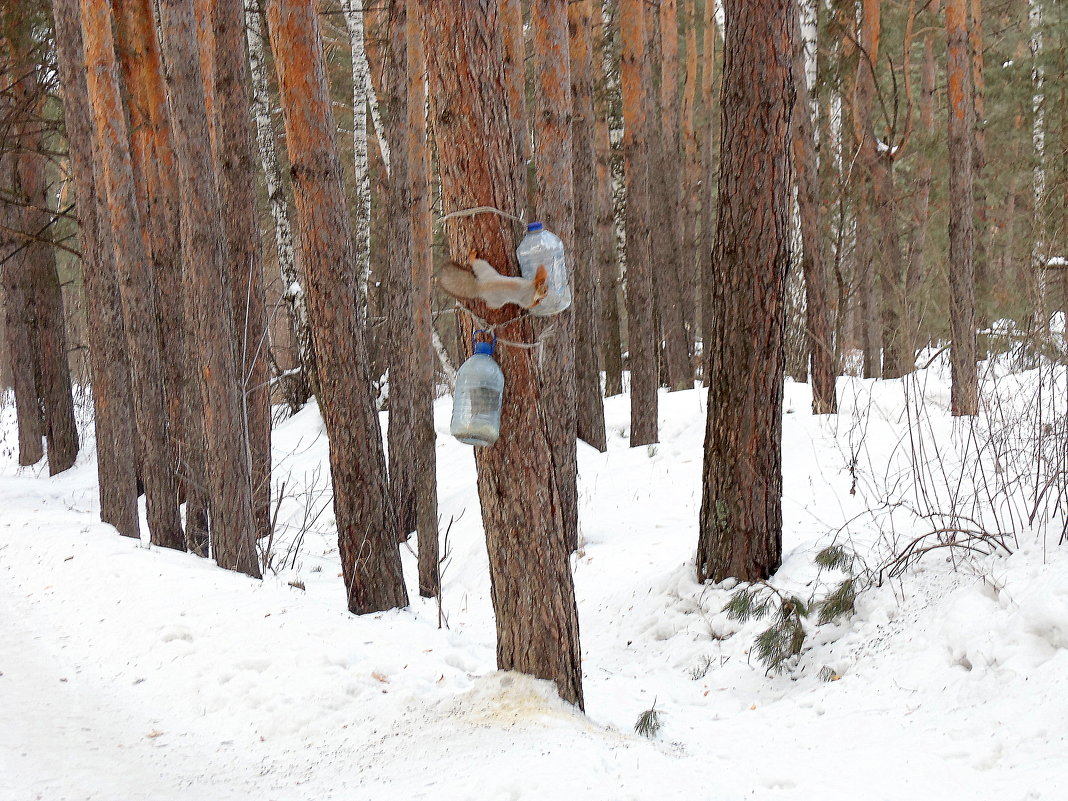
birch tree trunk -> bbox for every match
[423,0,584,708]
[266,0,407,613]
[340,0,375,310]
[595,4,624,397]
[1030,0,1047,332]
[246,1,316,403]
[791,0,836,413]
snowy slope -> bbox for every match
[2,367,1067,800]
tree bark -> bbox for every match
[568,0,608,452]
[790,0,836,413]
[594,4,624,398]
[946,0,978,415]
[969,0,988,325]
[52,0,141,537]
[11,61,79,473]
[904,3,937,356]
[157,0,261,575]
[699,0,717,385]
[246,2,316,405]
[423,0,583,708]
[697,0,793,583]
[532,0,580,552]
[79,0,185,550]
[0,125,44,468]
[266,0,407,613]
[206,0,273,542]
[378,0,418,541]
[652,0,692,391]
[407,0,439,597]
[621,0,658,445]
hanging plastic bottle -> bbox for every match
[450,332,505,446]
[516,222,571,316]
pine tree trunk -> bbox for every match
[568,0,607,452]
[246,3,316,404]
[594,6,624,398]
[79,0,185,550]
[652,0,692,391]
[681,0,700,368]
[697,0,792,583]
[969,0,988,325]
[0,134,44,468]
[206,0,273,542]
[532,0,580,552]
[407,1,440,597]
[265,0,408,613]
[378,0,418,541]
[699,0,717,385]
[905,8,937,356]
[423,0,583,709]
[112,0,185,453]
[502,0,530,167]
[621,0,658,445]
[946,0,978,415]
[12,67,80,473]
[52,0,140,537]
[157,0,261,575]
[791,1,836,413]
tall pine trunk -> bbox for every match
[79,0,185,550]
[52,0,140,537]
[568,0,608,451]
[407,1,439,597]
[157,0,261,575]
[946,0,978,415]
[621,0,658,445]
[423,0,584,708]
[697,0,793,583]
[532,0,580,552]
[206,0,273,542]
[12,63,79,473]
[265,0,408,613]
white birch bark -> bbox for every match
[339,0,386,312]
[246,1,316,390]
[1030,0,1047,329]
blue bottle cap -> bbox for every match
[474,341,495,355]
[526,221,544,232]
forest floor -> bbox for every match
[2,360,1068,800]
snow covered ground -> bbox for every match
[3,363,1068,800]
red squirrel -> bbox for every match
[437,249,548,310]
